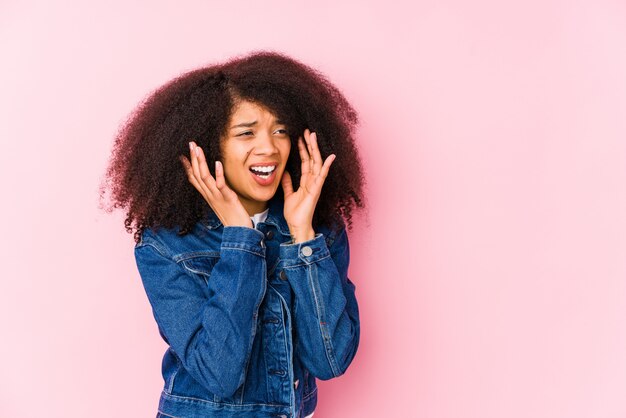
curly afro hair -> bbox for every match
[100,50,366,244]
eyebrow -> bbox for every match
[230,121,257,129]
[230,119,286,129]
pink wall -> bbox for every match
[2,1,626,417]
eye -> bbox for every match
[236,131,254,137]
[274,128,288,135]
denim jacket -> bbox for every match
[133,196,360,417]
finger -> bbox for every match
[308,131,322,177]
[189,142,205,188]
[189,143,211,197]
[193,145,219,197]
[305,129,315,171]
[180,155,209,199]
[214,160,225,189]
[215,160,240,201]
[303,128,313,155]
[308,153,336,196]
[214,160,237,199]
[179,154,191,171]
[281,170,294,197]
[297,137,311,186]
[317,154,336,183]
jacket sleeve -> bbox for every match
[134,226,267,398]
[278,224,360,380]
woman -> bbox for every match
[102,50,366,417]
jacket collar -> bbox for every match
[200,195,292,237]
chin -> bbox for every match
[250,187,278,201]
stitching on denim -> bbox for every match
[222,227,265,241]
[136,229,178,259]
[263,220,291,237]
[308,263,340,377]
[239,353,248,405]
[180,261,211,276]
[176,251,220,262]
[302,385,318,401]
[140,242,170,259]
[260,210,291,236]
[179,257,217,286]
[278,291,290,379]
[261,312,273,402]
[180,255,219,278]
[201,221,221,230]
[161,391,286,408]
[221,236,265,246]
[166,357,181,394]
[278,233,324,250]
[157,410,180,418]
[237,258,267,404]
[281,254,331,269]
[273,288,295,409]
[221,246,265,257]
[300,252,331,266]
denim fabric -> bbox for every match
[134,196,360,417]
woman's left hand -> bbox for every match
[281,129,336,243]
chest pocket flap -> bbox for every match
[180,252,220,285]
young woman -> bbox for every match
[102,51,366,417]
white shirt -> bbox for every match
[250,208,269,228]
[250,208,315,418]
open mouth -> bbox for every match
[249,165,277,180]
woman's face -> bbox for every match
[220,100,292,216]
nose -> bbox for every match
[252,131,279,155]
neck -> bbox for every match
[242,200,268,216]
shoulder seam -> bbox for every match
[136,239,170,259]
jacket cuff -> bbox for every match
[221,226,266,257]
[279,233,330,267]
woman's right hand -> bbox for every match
[179,141,253,228]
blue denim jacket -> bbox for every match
[134,196,360,417]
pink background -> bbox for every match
[2,1,626,417]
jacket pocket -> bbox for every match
[180,253,220,285]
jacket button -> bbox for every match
[265,230,274,240]
[301,246,313,257]
[279,270,288,281]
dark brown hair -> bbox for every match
[100,50,366,243]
